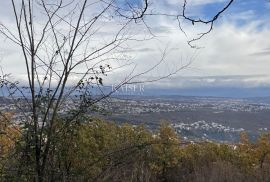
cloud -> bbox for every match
[133,74,270,89]
[250,48,270,57]
[186,0,228,6]
[1,0,270,91]
[122,47,155,53]
[166,0,228,6]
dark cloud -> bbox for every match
[157,75,267,81]
[135,74,270,88]
[250,50,270,56]
[123,47,155,53]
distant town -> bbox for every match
[2,95,270,142]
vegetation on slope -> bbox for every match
[1,113,270,181]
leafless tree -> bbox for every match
[0,0,234,181]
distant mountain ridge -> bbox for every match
[2,86,270,99]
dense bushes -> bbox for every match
[1,116,270,181]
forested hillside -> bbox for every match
[1,113,270,181]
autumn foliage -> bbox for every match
[1,117,270,181]
[0,113,21,177]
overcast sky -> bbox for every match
[0,0,270,90]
